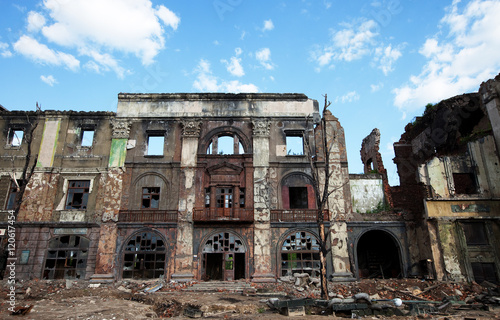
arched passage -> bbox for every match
[356,230,402,279]
[122,231,167,279]
[201,231,247,281]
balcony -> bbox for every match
[118,210,178,223]
[193,208,254,222]
[270,209,329,223]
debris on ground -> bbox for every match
[0,278,498,319]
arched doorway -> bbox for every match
[43,235,89,279]
[356,230,402,279]
[202,231,246,281]
[280,231,321,277]
[122,231,166,279]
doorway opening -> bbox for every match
[202,232,246,281]
[357,230,402,279]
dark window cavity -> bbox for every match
[462,222,489,246]
[289,187,308,209]
[43,235,89,279]
[142,187,160,209]
[123,232,166,279]
[65,180,90,210]
[453,173,477,194]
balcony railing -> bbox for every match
[270,209,329,223]
[118,210,178,223]
[193,208,254,222]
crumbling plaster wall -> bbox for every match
[349,174,385,213]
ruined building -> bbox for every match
[0,93,354,282]
[2,74,499,284]
[391,75,500,284]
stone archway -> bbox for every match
[356,230,402,279]
[201,231,247,281]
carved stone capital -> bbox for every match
[110,120,130,139]
[181,120,201,137]
[252,120,270,137]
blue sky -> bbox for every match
[1,0,500,185]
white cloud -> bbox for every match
[263,19,274,31]
[370,82,384,92]
[155,6,180,31]
[13,35,80,71]
[0,42,13,58]
[256,48,274,70]
[335,91,360,103]
[193,59,258,93]
[317,20,378,66]
[324,1,332,9]
[374,44,402,75]
[27,11,46,32]
[15,0,179,77]
[393,0,500,112]
[221,48,245,77]
[40,75,57,86]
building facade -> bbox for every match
[392,74,500,284]
[0,93,353,282]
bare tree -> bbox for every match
[11,103,42,219]
[303,95,346,300]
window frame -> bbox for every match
[141,187,160,209]
[5,179,22,210]
[64,180,91,210]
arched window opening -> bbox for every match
[122,232,166,279]
[280,231,321,277]
[43,235,89,279]
[207,134,245,155]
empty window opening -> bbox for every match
[43,235,89,280]
[462,222,489,246]
[453,173,477,194]
[207,134,245,155]
[289,187,308,209]
[5,179,22,210]
[122,232,166,279]
[81,129,94,147]
[65,180,90,210]
[8,129,24,147]
[202,232,246,281]
[142,187,160,209]
[357,230,401,279]
[471,262,498,284]
[281,231,320,277]
[147,135,164,156]
[286,135,304,155]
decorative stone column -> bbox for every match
[251,120,275,282]
[92,119,129,283]
[323,112,355,281]
[171,120,201,282]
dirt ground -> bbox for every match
[0,278,499,319]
